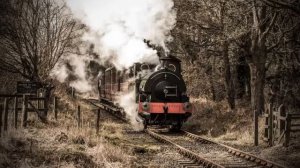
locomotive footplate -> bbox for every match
[138,102,192,114]
[139,113,191,125]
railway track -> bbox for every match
[85,98,204,167]
[84,98,286,168]
[183,131,286,168]
[84,98,127,122]
[146,129,287,168]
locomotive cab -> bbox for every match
[160,55,181,74]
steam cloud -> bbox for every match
[117,91,144,130]
[52,0,177,129]
[67,0,176,69]
[51,54,97,93]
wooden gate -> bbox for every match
[264,103,300,146]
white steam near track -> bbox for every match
[117,91,144,130]
[67,0,176,69]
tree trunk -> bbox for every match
[249,35,267,114]
[210,57,216,101]
[249,62,266,114]
[222,41,235,110]
[235,53,250,99]
[209,74,216,101]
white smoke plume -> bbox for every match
[117,90,144,131]
[50,54,96,93]
[66,0,176,69]
[68,55,93,93]
[51,64,68,83]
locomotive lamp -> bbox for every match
[183,102,192,111]
[142,102,150,111]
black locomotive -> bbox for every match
[98,55,192,130]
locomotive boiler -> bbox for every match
[98,55,192,130]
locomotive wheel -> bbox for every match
[143,120,148,130]
[170,122,182,132]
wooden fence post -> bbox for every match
[284,113,291,147]
[96,109,100,135]
[14,97,18,129]
[22,95,28,128]
[77,105,81,128]
[254,108,258,146]
[53,97,57,120]
[263,105,269,142]
[37,90,40,111]
[269,103,274,146]
[0,104,3,137]
[3,98,9,131]
[279,105,285,135]
[72,87,75,98]
[44,96,48,118]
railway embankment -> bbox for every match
[184,98,300,167]
[1,93,299,167]
[0,93,132,167]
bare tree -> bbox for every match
[172,0,252,109]
[248,1,275,114]
[261,0,300,16]
[248,0,299,113]
[0,0,82,83]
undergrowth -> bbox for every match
[184,97,266,145]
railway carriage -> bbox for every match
[98,55,192,130]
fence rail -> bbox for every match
[0,94,58,137]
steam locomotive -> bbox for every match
[98,55,192,130]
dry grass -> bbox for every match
[0,120,132,168]
[184,98,232,135]
[185,97,267,145]
[0,89,133,168]
[214,117,266,145]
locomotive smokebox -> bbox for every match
[139,55,188,103]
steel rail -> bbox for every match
[84,98,127,122]
[183,131,287,168]
[85,99,208,167]
[145,129,225,168]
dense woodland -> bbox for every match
[0,0,300,114]
[170,0,300,114]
